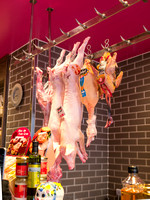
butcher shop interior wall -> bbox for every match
[5,39,109,200]
[4,37,150,200]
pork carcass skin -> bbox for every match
[60,37,90,170]
[47,42,80,181]
[36,67,52,127]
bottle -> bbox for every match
[121,166,144,200]
[139,184,150,199]
[27,141,41,200]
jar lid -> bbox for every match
[41,157,48,161]
[128,166,138,173]
[16,156,29,161]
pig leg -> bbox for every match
[65,42,81,64]
[76,130,88,162]
[70,42,80,62]
[36,67,52,126]
[86,106,97,147]
[72,37,91,67]
[56,49,66,67]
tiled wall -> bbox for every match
[108,52,150,200]
[6,39,109,200]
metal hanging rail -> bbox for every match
[89,26,150,60]
[13,0,141,65]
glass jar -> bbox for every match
[138,184,150,199]
[121,166,144,200]
[16,156,28,177]
[15,177,27,199]
[41,157,48,177]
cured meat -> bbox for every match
[97,52,123,128]
[36,67,52,127]
[60,37,90,170]
[80,59,99,147]
[48,42,80,156]
[47,42,81,180]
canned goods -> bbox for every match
[41,157,48,177]
[16,157,28,177]
[15,177,27,200]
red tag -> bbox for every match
[41,161,47,175]
[15,184,27,198]
[16,163,28,177]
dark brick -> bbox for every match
[67,185,81,193]
[136,84,150,93]
[130,105,144,113]
[89,190,101,197]
[38,54,49,63]
[75,177,89,185]
[138,152,150,159]
[115,120,128,127]
[122,75,135,84]
[137,111,150,118]
[122,139,136,145]
[135,59,150,67]
[121,88,135,96]
[122,152,137,158]
[64,193,74,200]
[115,107,128,115]
[143,52,150,59]
[122,100,136,108]
[130,132,145,138]
[122,126,136,132]
[128,55,142,64]
[138,125,150,131]
[128,80,143,88]
[128,67,142,77]
[130,145,145,152]
[129,92,144,100]
[137,98,150,105]
[115,133,128,139]
[130,119,145,126]
[61,179,74,186]
[118,60,127,67]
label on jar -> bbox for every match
[16,163,28,177]
[27,164,40,188]
[41,161,47,175]
[15,183,27,199]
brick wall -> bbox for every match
[108,51,150,200]
[6,43,33,148]
[6,39,109,200]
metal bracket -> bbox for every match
[75,19,87,29]
[33,43,46,51]
[143,25,150,33]
[45,36,57,45]
[94,8,106,19]
[119,0,129,7]
[60,28,70,37]
[120,35,131,44]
